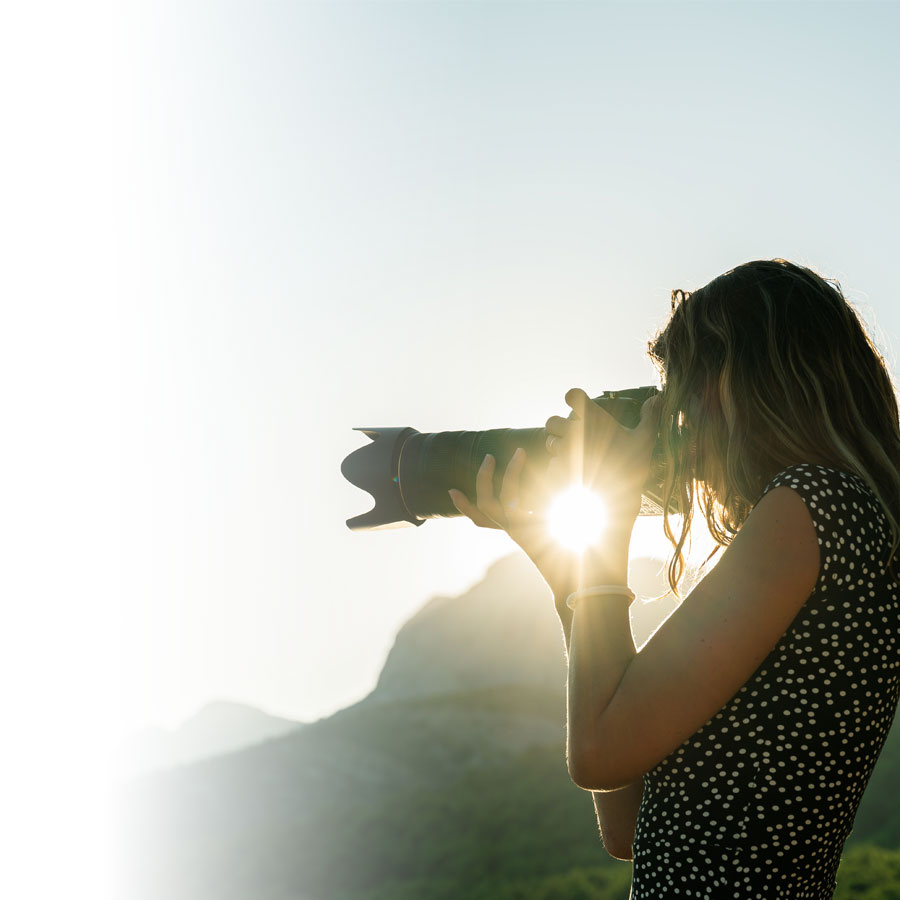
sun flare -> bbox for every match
[546,485,609,552]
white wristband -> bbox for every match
[566,585,635,610]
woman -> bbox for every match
[449,259,900,899]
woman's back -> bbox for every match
[632,463,900,898]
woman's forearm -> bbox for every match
[556,587,643,860]
[559,540,638,787]
[568,591,636,711]
[592,780,644,860]
[552,536,631,653]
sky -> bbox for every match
[110,0,900,743]
[5,2,899,895]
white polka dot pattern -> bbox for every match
[631,464,900,899]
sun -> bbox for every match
[546,485,609,552]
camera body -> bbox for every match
[342,386,669,531]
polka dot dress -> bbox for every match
[631,464,900,899]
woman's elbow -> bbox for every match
[567,754,621,791]
[568,758,604,791]
[567,753,629,792]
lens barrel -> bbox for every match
[341,386,668,531]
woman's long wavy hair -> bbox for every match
[649,258,900,596]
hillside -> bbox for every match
[115,700,305,779]
[115,552,900,900]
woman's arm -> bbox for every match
[556,594,643,862]
[592,781,644,861]
[567,484,820,791]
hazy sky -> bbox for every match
[115,0,900,739]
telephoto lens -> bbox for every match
[341,386,669,531]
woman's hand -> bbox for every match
[544,388,662,525]
[447,388,662,599]
[448,449,584,600]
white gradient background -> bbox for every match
[117,0,900,733]
[116,0,900,739]
[7,2,900,896]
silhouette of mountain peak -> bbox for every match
[370,553,566,705]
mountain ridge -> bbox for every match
[116,551,900,900]
[115,699,305,779]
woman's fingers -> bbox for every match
[475,453,501,517]
[499,447,525,512]
[453,389,662,535]
[544,415,571,455]
[633,393,663,452]
[448,487,502,529]
[544,415,571,435]
[450,450,530,532]
[639,392,664,428]
[564,387,592,416]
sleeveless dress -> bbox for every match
[630,464,900,899]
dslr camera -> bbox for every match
[341,386,670,531]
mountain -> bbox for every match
[368,553,568,704]
[369,552,684,706]
[114,553,582,899]
[117,551,679,782]
[114,552,900,900]
[114,700,305,779]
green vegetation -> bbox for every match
[845,720,900,849]
[301,743,622,900]
[126,684,900,899]
[346,865,634,900]
[834,846,900,900]
[304,717,900,900]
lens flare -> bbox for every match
[546,485,608,551]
